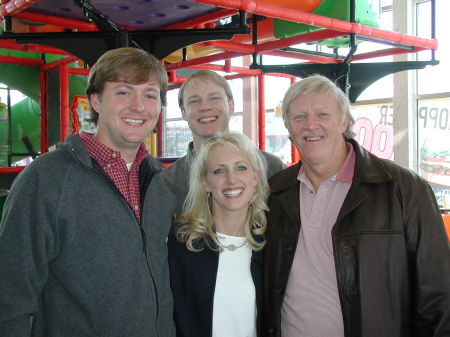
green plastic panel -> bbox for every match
[273,0,381,47]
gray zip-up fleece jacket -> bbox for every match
[0,134,176,337]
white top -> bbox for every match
[212,232,257,337]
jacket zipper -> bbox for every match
[85,159,161,336]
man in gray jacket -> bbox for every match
[162,70,285,213]
[0,47,176,337]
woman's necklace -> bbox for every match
[217,233,247,251]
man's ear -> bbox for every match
[341,112,350,133]
[90,93,101,114]
[181,108,187,121]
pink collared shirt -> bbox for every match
[79,132,148,221]
[281,142,355,337]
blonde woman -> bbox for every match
[168,132,270,337]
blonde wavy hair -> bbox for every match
[176,132,270,252]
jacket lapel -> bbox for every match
[269,163,301,232]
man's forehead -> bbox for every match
[108,81,160,91]
[185,78,224,93]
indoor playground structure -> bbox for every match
[1,0,447,233]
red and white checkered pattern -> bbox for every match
[79,132,147,221]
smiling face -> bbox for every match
[91,79,161,161]
[287,91,349,169]
[181,78,234,147]
[203,144,258,220]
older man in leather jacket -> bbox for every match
[263,75,450,337]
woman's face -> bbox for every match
[203,144,258,218]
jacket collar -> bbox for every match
[269,139,393,231]
[348,138,392,185]
[60,134,94,168]
[270,139,392,190]
[60,134,162,170]
[268,163,301,230]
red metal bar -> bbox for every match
[288,76,300,163]
[39,70,48,153]
[207,30,345,58]
[41,55,79,71]
[192,0,438,51]
[224,73,254,80]
[0,40,71,55]
[188,63,261,75]
[168,83,182,90]
[60,64,70,141]
[14,11,98,31]
[206,40,255,53]
[168,71,177,82]
[255,30,347,54]
[69,68,90,76]
[261,50,339,63]
[257,74,265,151]
[0,0,42,18]
[157,113,163,157]
[0,166,26,174]
[163,8,237,29]
[352,47,428,61]
[0,55,43,66]
[165,51,247,71]
[224,59,232,72]
[169,77,185,84]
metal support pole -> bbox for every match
[257,74,265,151]
[59,64,69,141]
[40,71,48,153]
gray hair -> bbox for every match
[281,75,355,139]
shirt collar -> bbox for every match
[79,131,148,166]
[297,141,355,184]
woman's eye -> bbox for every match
[237,165,247,171]
[213,168,224,174]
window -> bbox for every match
[352,103,394,160]
[415,0,450,207]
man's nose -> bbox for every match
[131,94,145,112]
[199,99,211,111]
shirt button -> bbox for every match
[111,153,117,158]
[107,164,111,168]
[134,205,139,211]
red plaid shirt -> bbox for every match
[79,132,148,221]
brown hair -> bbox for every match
[86,47,168,125]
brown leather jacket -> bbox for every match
[263,139,450,337]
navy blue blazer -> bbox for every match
[167,226,263,337]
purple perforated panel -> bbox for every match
[27,0,220,29]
